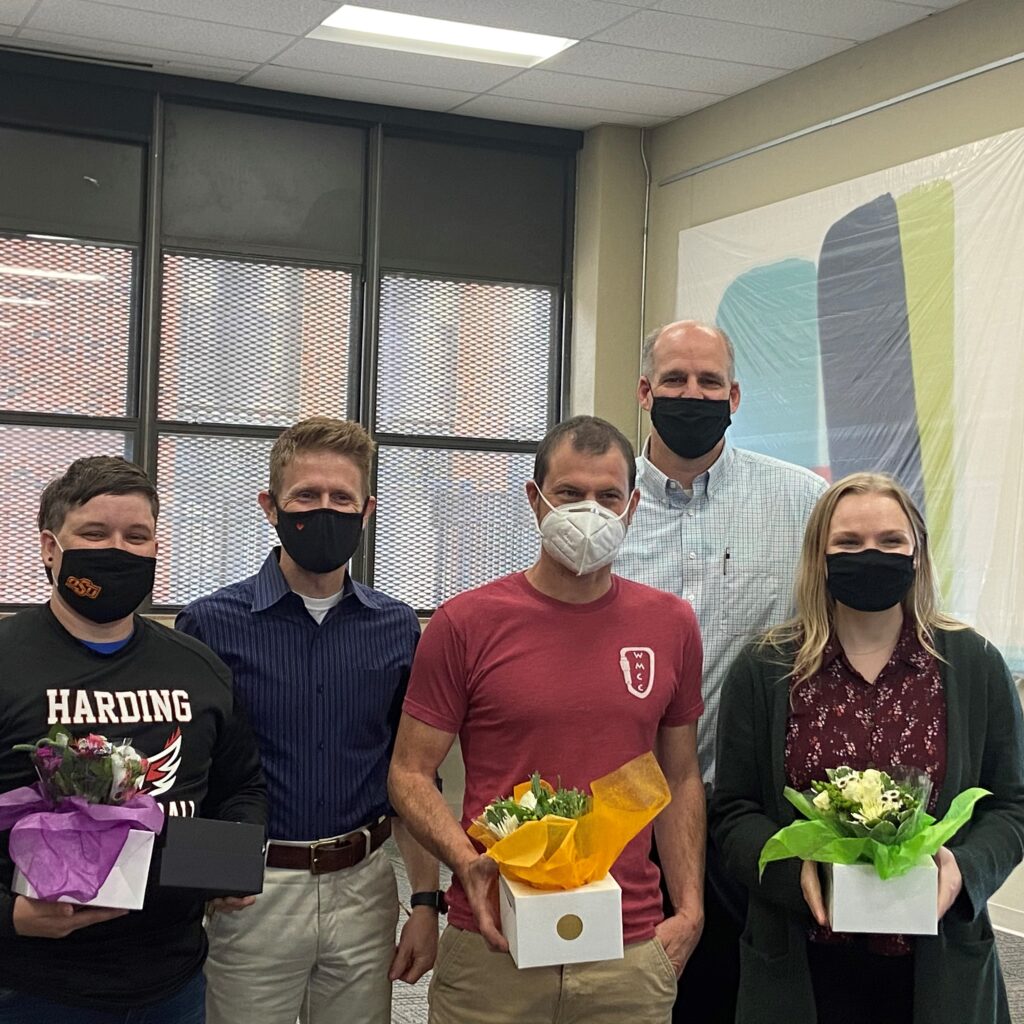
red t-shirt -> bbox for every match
[403,571,704,944]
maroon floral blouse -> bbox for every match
[784,618,947,955]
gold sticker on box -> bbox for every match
[556,914,584,941]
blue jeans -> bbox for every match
[0,968,204,1023]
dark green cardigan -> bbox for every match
[709,627,1024,1024]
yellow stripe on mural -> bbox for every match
[896,182,955,598]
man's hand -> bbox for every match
[800,860,828,927]
[936,846,963,920]
[389,907,439,983]
[458,853,507,952]
[654,906,703,977]
[13,894,127,938]
[207,896,256,913]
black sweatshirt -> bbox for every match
[0,604,266,1009]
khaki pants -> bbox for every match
[204,847,398,1024]
[428,927,677,1024]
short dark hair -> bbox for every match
[38,456,159,533]
[533,416,636,492]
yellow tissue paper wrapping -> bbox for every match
[467,751,671,890]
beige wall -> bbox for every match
[574,0,1024,446]
[570,123,647,440]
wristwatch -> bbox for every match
[410,889,448,914]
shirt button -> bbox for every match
[668,481,678,490]
[686,510,695,517]
[317,685,324,694]
[318,742,324,751]
[687,594,696,602]
[688,551,697,560]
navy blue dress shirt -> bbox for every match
[176,550,420,840]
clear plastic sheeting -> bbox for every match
[677,127,1024,667]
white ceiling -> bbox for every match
[0,0,967,130]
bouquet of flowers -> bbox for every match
[759,765,989,880]
[15,727,150,805]
[468,751,670,890]
[0,726,164,904]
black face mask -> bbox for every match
[826,549,915,612]
[274,505,364,574]
[56,546,156,624]
[650,396,732,460]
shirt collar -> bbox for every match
[252,549,385,613]
[638,437,735,499]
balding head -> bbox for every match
[641,320,736,383]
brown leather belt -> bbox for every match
[266,817,391,874]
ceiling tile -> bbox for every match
[243,64,477,111]
[12,29,257,72]
[1,0,35,24]
[271,37,519,91]
[493,69,720,118]
[652,0,932,41]
[592,9,854,67]
[76,0,340,35]
[25,0,293,63]
[333,0,637,39]
[452,93,661,129]
[541,40,783,93]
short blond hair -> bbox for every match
[762,471,965,683]
[269,417,376,499]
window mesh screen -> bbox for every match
[160,254,352,426]
[0,425,132,604]
[153,433,277,606]
[373,446,536,609]
[0,237,135,417]
[376,276,553,441]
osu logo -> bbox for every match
[619,647,655,699]
[65,576,102,599]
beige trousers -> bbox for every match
[428,927,677,1024]
[204,847,398,1024]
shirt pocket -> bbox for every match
[721,565,784,638]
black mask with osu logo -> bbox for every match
[56,545,157,623]
[274,505,364,574]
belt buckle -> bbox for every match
[309,826,372,874]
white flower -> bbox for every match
[490,813,521,838]
[518,789,538,812]
[812,790,831,811]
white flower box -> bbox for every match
[12,828,154,911]
[499,873,624,969]
[825,856,937,935]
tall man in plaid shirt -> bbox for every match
[616,319,826,1023]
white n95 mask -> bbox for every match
[535,491,629,576]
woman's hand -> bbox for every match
[935,846,963,919]
[800,860,828,927]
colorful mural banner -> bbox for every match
[677,127,1024,667]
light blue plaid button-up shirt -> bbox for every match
[615,442,826,783]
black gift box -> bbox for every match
[156,818,266,898]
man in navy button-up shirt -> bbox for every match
[177,417,438,1024]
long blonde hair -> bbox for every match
[761,472,965,682]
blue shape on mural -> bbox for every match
[817,193,925,510]
[717,259,822,470]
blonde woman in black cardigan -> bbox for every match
[710,472,1024,1024]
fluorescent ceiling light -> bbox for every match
[0,296,53,306]
[0,265,105,283]
[310,5,576,67]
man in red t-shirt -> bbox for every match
[389,415,705,1024]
